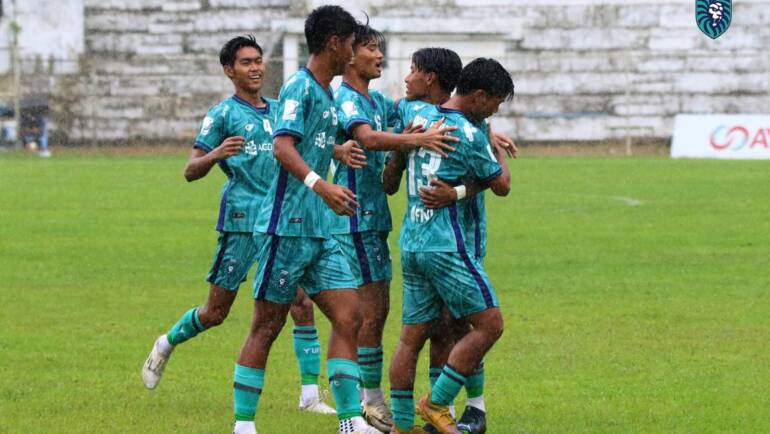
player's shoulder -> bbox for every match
[264,96,279,106]
[280,69,311,95]
[202,97,235,123]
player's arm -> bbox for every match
[273,135,359,216]
[419,177,485,209]
[183,136,244,182]
[381,149,407,195]
[350,119,458,157]
[484,141,511,196]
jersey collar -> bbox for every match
[232,95,270,114]
[341,82,376,108]
[300,66,334,101]
[437,105,464,116]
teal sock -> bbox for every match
[431,364,467,406]
[327,358,361,420]
[233,364,264,421]
[429,366,454,406]
[357,346,383,389]
[465,361,484,399]
[293,325,321,385]
[166,307,206,345]
[391,388,414,429]
[428,366,442,389]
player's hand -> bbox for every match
[419,178,458,209]
[335,140,367,169]
[211,136,244,160]
[415,117,458,157]
[491,132,518,158]
[313,180,359,216]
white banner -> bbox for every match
[671,114,770,159]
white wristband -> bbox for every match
[454,185,467,200]
[304,171,321,189]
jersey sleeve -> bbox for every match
[273,77,308,141]
[337,93,372,135]
[436,120,501,184]
[193,105,226,152]
[466,124,503,183]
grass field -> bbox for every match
[1,151,769,433]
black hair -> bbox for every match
[456,58,514,101]
[411,48,462,94]
[219,35,262,67]
[304,5,358,55]
[353,21,385,50]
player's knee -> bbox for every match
[485,310,504,341]
[250,316,286,343]
[334,308,361,335]
[198,305,231,328]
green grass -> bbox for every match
[1,152,769,433]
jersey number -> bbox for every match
[407,148,442,196]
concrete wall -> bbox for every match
[49,0,770,144]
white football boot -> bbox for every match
[141,335,173,389]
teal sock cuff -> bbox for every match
[233,364,264,422]
[391,388,415,429]
[234,364,265,384]
[465,362,484,398]
[167,307,205,345]
[429,366,443,388]
[328,358,361,420]
[431,365,467,406]
[358,347,383,389]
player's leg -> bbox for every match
[232,233,305,434]
[347,231,393,431]
[290,287,335,413]
[416,253,502,434]
[305,237,380,434]
[142,232,252,389]
[390,251,442,434]
[233,299,292,434]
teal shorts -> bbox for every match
[205,232,261,291]
[252,234,358,304]
[401,250,499,324]
[333,231,392,286]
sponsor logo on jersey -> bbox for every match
[341,100,359,118]
[200,116,214,136]
[283,100,299,121]
[245,123,254,132]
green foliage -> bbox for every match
[1,153,769,433]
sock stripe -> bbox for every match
[294,336,319,341]
[442,368,466,386]
[293,328,318,334]
[358,358,383,366]
[390,391,413,398]
[329,373,360,383]
[191,308,204,333]
[233,382,262,394]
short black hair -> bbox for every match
[219,35,262,67]
[304,5,358,55]
[456,58,514,101]
[353,21,385,50]
[411,48,462,94]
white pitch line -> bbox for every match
[614,196,643,206]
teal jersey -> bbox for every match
[392,98,435,133]
[193,95,278,233]
[462,119,491,259]
[330,83,397,234]
[253,67,340,238]
[398,105,502,253]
